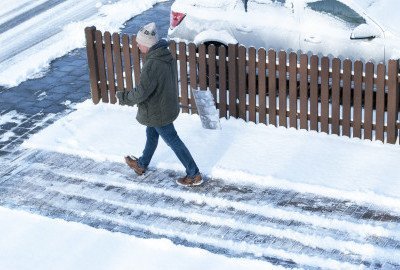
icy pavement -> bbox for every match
[1,149,399,269]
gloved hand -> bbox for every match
[116,91,125,105]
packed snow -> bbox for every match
[0,207,277,270]
[23,100,400,213]
[0,0,167,88]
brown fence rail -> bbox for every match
[85,27,400,145]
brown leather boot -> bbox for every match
[124,156,146,176]
[176,174,203,187]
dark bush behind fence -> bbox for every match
[85,27,400,144]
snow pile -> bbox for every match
[0,0,167,88]
[0,206,276,270]
[23,100,400,212]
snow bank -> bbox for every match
[0,206,276,270]
[22,100,400,212]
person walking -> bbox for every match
[116,22,202,187]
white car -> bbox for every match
[168,0,400,64]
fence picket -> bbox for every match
[342,59,352,137]
[218,46,227,118]
[132,36,141,87]
[188,43,197,113]
[208,45,217,101]
[122,34,133,91]
[85,27,100,104]
[268,49,277,126]
[331,58,341,135]
[112,33,124,92]
[364,62,374,140]
[238,46,247,120]
[198,44,207,90]
[299,54,308,130]
[228,44,238,118]
[376,64,385,142]
[279,51,287,127]
[258,49,267,125]
[320,57,329,133]
[95,30,109,103]
[353,61,363,139]
[310,55,319,131]
[248,47,257,123]
[289,52,297,129]
[178,42,189,113]
[104,32,116,104]
[387,60,399,144]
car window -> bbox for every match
[306,0,366,28]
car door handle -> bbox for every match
[304,36,321,44]
[350,35,376,40]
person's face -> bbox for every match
[138,43,149,54]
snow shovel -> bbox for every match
[192,88,221,130]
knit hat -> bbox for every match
[136,22,159,48]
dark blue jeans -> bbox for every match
[137,123,200,177]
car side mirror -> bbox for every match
[350,24,380,40]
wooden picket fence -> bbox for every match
[85,27,400,144]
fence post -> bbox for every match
[387,60,399,144]
[85,26,100,104]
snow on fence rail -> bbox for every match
[84,27,400,144]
